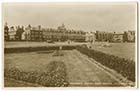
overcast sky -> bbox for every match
[2,2,137,32]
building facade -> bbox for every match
[30,26,43,41]
[42,28,53,41]
[15,26,24,41]
[85,32,96,43]
[113,33,124,42]
[9,26,16,40]
[42,24,86,42]
[4,23,9,41]
[95,31,114,42]
[5,24,135,43]
[123,31,135,42]
[127,31,135,42]
[24,25,32,41]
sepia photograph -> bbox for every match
[2,2,137,87]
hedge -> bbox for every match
[76,46,135,82]
[5,45,76,53]
[4,61,69,87]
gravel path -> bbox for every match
[61,50,124,86]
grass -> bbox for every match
[91,42,135,61]
[77,46,135,82]
[4,41,86,48]
[4,42,135,87]
[5,42,135,60]
[5,50,124,87]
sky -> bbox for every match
[2,2,137,32]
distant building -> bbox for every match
[43,28,55,41]
[113,33,124,42]
[95,31,114,42]
[21,32,26,40]
[15,26,24,41]
[42,24,86,42]
[9,26,16,40]
[68,30,86,42]
[17,24,86,42]
[127,31,135,42]
[57,24,67,41]
[30,25,43,41]
[4,22,9,41]
[57,23,66,31]
[123,31,135,42]
[53,28,64,41]
[85,32,96,43]
[24,25,43,41]
[24,25,32,41]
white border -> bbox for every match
[0,0,139,91]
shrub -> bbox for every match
[4,61,69,87]
[76,46,135,82]
[5,46,76,53]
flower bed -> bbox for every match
[4,61,69,87]
[76,46,135,82]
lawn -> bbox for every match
[5,50,132,87]
[91,42,135,61]
[5,42,135,61]
[4,41,87,48]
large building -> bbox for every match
[113,33,124,42]
[123,31,135,42]
[95,30,135,43]
[6,24,135,43]
[9,26,16,40]
[127,31,135,42]
[85,32,96,43]
[4,22,9,41]
[23,25,43,41]
[95,31,114,42]
[42,24,86,42]
[23,25,32,41]
[30,25,43,41]
[15,26,24,41]
[67,30,86,42]
[42,28,53,41]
